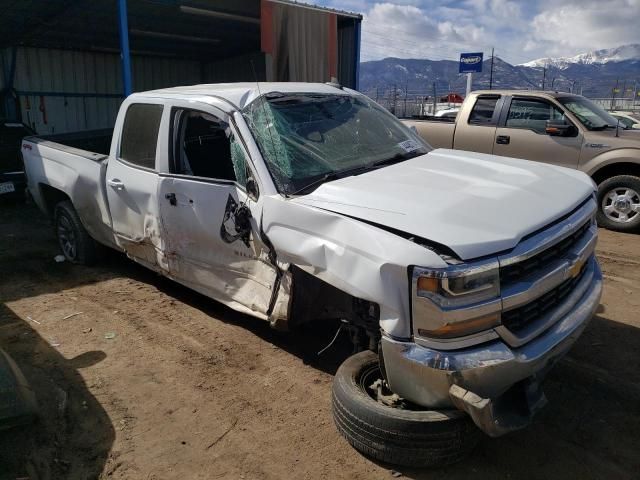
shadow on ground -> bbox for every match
[0,305,114,480]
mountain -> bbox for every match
[359,44,640,100]
[520,44,640,69]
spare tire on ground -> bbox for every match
[332,350,480,468]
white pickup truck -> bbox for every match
[23,82,602,467]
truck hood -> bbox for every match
[291,148,595,260]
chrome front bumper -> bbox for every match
[381,259,602,435]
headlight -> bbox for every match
[412,261,501,340]
[414,262,500,308]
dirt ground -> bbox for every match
[1,200,639,480]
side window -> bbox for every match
[468,96,500,125]
[506,98,565,133]
[172,109,247,185]
[120,103,163,169]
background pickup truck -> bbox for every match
[23,82,601,467]
[404,91,640,232]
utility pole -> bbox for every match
[375,86,379,103]
[404,80,408,117]
[432,82,437,115]
[392,84,397,115]
[542,64,546,90]
[489,47,495,90]
[611,78,619,110]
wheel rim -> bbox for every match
[57,214,77,260]
[602,187,640,224]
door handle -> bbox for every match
[165,192,177,206]
[496,135,510,145]
[107,178,125,191]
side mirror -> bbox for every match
[246,177,259,200]
[546,120,577,137]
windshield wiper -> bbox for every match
[368,150,423,169]
[287,164,368,197]
[286,151,424,197]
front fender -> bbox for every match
[261,195,446,338]
[581,148,640,177]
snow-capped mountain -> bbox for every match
[520,44,640,69]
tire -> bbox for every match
[54,200,99,265]
[596,175,640,232]
[332,351,480,468]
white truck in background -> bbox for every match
[23,82,602,467]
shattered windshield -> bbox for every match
[558,96,619,130]
[243,93,430,195]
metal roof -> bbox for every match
[0,0,360,61]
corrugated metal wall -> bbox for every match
[203,52,266,83]
[10,47,203,134]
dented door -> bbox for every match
[157,177,276,317]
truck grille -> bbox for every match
[502,261,589,332]
[500,219,591,286]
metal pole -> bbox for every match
[611,78,619,110]
[118,0,133,97]
[432,82,437,115]
[466,73,472,96]
[542,65,546,90]
[489,47,494,90]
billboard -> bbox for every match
[459,52,484,73]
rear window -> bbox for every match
[120,103,163,169]
[468,96,499,125]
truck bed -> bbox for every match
[22,129,117,249]
[26,128,113,160]
[403,119,456,149]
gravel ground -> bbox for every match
[1,201,639,480]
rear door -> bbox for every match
[105,101,167,270]
[492,96,582,169]
[453,94,502,153]
[157,101,276,317]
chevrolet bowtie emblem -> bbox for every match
[568,257,587,279]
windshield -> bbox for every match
[243,93,430,195]
[557,96,619,130]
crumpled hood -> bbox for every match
[291,148,595,260]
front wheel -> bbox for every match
[596,175,640,232]
[54,200,99,265]
[332,351,480,468]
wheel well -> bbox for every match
[39,184,70,218]
[289,265,381,351]
[591,162,640,186]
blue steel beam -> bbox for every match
[117,0,133,97]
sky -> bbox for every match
[316,0,640,64]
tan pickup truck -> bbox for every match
[404,90,640,232]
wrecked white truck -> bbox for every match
[22,82,602,467]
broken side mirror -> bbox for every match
[545,120,577,137]
[246,176,259,200]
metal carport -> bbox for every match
[0,0,361,134]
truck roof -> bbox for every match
[471,89,580,99]
[139,82,351,110]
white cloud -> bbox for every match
[332,0,640,63]
[528,0,640,57]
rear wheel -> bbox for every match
[54,201,99,265]
[596,175,640,232]
[332,351,480,468]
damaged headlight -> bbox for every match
[412,261,501,340]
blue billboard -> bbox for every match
[459,52,484,73]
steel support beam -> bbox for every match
[117,0,133,97]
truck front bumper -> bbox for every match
[381,261,602,437]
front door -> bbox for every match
[493,96,582,169]
[105,102,166,270]
[158,105,276,317]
